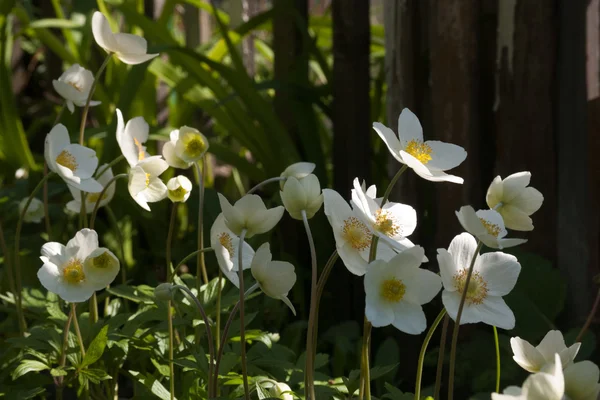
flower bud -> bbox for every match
[155,283,175,301]
[167,176,193,203]
[280,174,323,220]
[268,382,293,400]
[19,198,45,223]
[280,162,315,189]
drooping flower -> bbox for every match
[280,162,316,189]
[438,232,521,330]
[173,126,208,164]
[456,206,527,249]
[128,156,168,211]
[563,360,600,400]
[268,381,294,400]
[250,243,296,315]
[167,176,192,203]
[364,246,441,334]
[280,174,323,220]
[116,108,150,168]
[19,198,44,223]
[210,213,254,287]
[66,164,115,214]
[217,193,284,238]
[44,124,103,193]
[492,354,564,400]
[52,64,101,113]
[510,330,581,373]
[91,11,158,65]
[373,108,467,183]
[486,172,544,231]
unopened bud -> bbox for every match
[268,382,293,400]
[280,174,323,220]
[155,283,174,301]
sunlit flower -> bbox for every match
[38,229,116,302]
[44,124,102,193]
[66,164,115,214]
[217,193,284,238]
[280,162,315,189]
[172,126,208,164]
[322,189,407,276]
[52,64,101,114]
[486,172,544,231]
[210,213,254,287]
[364,246,441,334]
[250,243,296,315]
[373,108,467,183]
[493,354,564,400]
[456,206,527,249]
[83,247,120,290]
[351,178,417,251]
[162,129,191,169]
[167,176,192,203]
[91,11,158,65]
[268,381,294,400]
[116,109,150,168]
[280,174,323,220]
[510,330,581,373]
[438,232,521,329]
[564,360,600,400]
[19,198,44,223]
[128,156,168,211]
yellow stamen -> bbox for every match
[92,252,112,269]
[184,136,207,158]
[87,192,107,204]
[62,259,85,284]
[453,269,488,305]
[133,137,146,161]
[145,173,151,187]
[342,217,372,251]
[169,187,187,202]
[218,233,234,257]
[56,150,78,171]
[380,278,406,302]
[480,218,501,237]
[405,140,432,164]
[374,209,401,237]
[67,81,83,92]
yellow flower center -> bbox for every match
[480,218,501,237]
[87,192,107,204]
[67,81,83,92]
[218,232,234,257]
[62,259,85,284]
[405,140,432,164]
[380,278,406,303]
[145,173,151,187]
[169,186,187,201]
[374,209,401,237]
[453,269,488,305]
[56,150,78,171]
[133,137,146,161]
[92,252,112,269]
[342,217,372,251]
[184,136,207,158]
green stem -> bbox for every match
[493,326,501,393]
[195,159,209,289]
[246,176,287,194]
[89,174,128,230]
[43,162,52,240]
[434,314,450,399]
[447,240,484,400]
[71,303,86,357]
[415,309,447,400]
[238,228,250,400]
[215,269,223,397]
[56,307,74,398]
[302,210,318,400]
[174,248,214,275]
[89,292,98,324]
[79,54,112,145]
[168,301,175,400]
[166,203,178,282]
[312,251,339,354]
[95,155,125,180]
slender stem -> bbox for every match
[168,301,175,400]
[246,176,287,195]
[105,206,126,285]
[80,192,88,228]
[415,309,447,400]
[57,307,74,395]
[215,269,223,397]
[71,303,86,357]
[79,54,112,145]
[89,292,98,324]
[166,203,178,282]
[576,288,600,342]
[313,251,339,352]
[14,171,55,335]
[434,314,450,399]
[89,174,128,230]
[302,210,318,400]
[359,318,372,400]
[447,240,484,400]
[95,155,125,179]
[43,162,52,240]
[175,248,214,273]
[493,326,501,393]
[237,228,250,400]
[195,160,209,289]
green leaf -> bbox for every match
[202,276,225,306]
[28,18,83,29]
[81,325,109,368]
[128,370,173,400]
[50,368,68,377]
[80,368,111,384]
[11,360,49,380]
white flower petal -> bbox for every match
[44,124,70,172]
[401,150,464,183]
[397,108,424,148]
[499,205,534,231]
[479,296,515,330]
[437,248,459,291]
[143,178,168,202]
[403,269,442,305]
[115,52,158,65]
[536,330,568,365]
[68,228,99,260]
[486,175,504,208]
[511,336,547,373]
[69,178,103,193]
[162,141,190,169]
[113,32,147,54]
[91,12,117,52]
[391,301,427,335]
[372,122,404,163]
[247,206,284,237]
[477,252,521,296]
[456,206,487,237]
[83,247,120,290]
[511,187,544,215]
[424,140,467,172]
[37,262,63,296]
[442,290,482,324]
[564,361,600,400]
[62,143,99,180]
[502,171,531,202]
[448,232,478,270]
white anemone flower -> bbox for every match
[280,162,316,189]
[167,176,193,203]
[210,213,254,287]
[116,108,150,168]
[564,360,600,400]
[217,193,284,238]
[280,174,323,220]
[322,189,405,276]
[373,108,467,183]
[66,164,115,214]
[250,243,296,315]
[456,206,527,249]
[510,330,581,373]
[364,246,441,334]
[19,198,44,223]
[438,232,521,330]
[91,11,158,65]
[162,126,209,168]
[486,172,544,231]
[44,124,103,193]
[37,229,115,302]
[351,178,417,251]
[52,64,101,113]
[83,247,120,291]
[128,156,168,211]
[492,354,564,400]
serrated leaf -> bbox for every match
[81,325,109,368]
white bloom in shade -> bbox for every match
[373,108,467,183]
[250,243,296,315]
[486,172,544,231]
[19,198,44,223]
[322,189,408,276]
[268,381,294,400]
[364,246,441,334]
[116,109,150,168]
[91,11,158,65]
[83,247,119,290]
[52,64,101,113]
[167,176,192,203]
[44,124,103,193]
[280,174,323,220]
[456,206,527,249]
[280,162,316,189]
[564,361,600,400]
[510,330,581,373]
[217,193,284,238]
[66,164,115,214]
[438,232,521,330]
[210,214,254,287]
[162,129,191,169]
[492,354,564,400]
[128,156,168,211]
[174,126,208,163]
[351,178,417,251]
